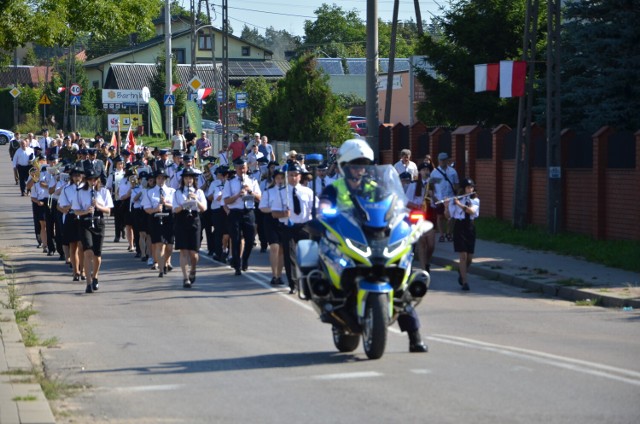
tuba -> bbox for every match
[29,157,41,180]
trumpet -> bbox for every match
[421,180,434,211]
[128,175,139,187]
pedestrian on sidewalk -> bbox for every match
[446,178,479,291]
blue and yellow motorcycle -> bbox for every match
[298,165,432,359]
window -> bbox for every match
[198,34,213,50]
[241,46,250,56]
[172,48,186,64]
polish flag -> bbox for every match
[126,125,136,160]
[499,60,527,98]
[171,83,182,93]
[110,131,118,149]
[57,87,66,94]
[474,64,499,92]
[197,87,213,101]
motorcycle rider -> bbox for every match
[319,138,428,353]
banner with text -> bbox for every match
[148,98,164,135]
[185,100,202,136]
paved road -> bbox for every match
[1,150,639,423]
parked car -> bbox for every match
[0,128,14,145]
[347,115,366,121]
[349,120,367,136]
[202,119,223,134]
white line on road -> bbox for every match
[429,334,640,387]
[112,384,185,393]
[311,371,383,380]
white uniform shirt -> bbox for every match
[206,178,226,209]
[12,147,34,167]
[394,160,419,180]
[270,183,316,224]
[432,166,459,201]
[131,186,144,209]
[258,184,281,212]
[105,169,125,197]
[448,196,480,220]
[405,179,432,208]
[222,174,262,210]
[72,187,114,213]
[141,184,175,211]
[172,187,206,213]
[118,179,132,201]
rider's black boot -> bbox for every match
[409,330,428,353]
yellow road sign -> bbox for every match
[10,87,21,98]
[39,94,52,105]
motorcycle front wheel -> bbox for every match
[362,293,389,359]
[332,326,360,352]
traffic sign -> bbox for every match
[39,94,51,105]
[10,87,21,98]
[163,94,176,106]
[236,92,248,109]
[141,86,150,104]
[70,96,81,106]
[188,76,203,91]
[217,91,223,102]
[69,83,82,96]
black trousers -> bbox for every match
[228,209,255,270]
[201,201,214,253]
[210,207,228,258]
[53,204,64,255]
[255,208,267,249]
[279,223,309,290]
[113,199,124,240]
[44,199,56,253]
[17,164,30,195]
[31,201,42,244]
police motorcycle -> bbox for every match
[297,162,432,360]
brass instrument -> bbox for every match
[421,179,433,211]
[29,158,41,180]
[128,175,139,187]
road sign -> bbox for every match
[236,92,248,109]
[70,96,81,106]
[217,91,223,102]
[39,94,51,105]
[188,76,203,92]
[69,83,82,96]
[164,94,176,106]
[9,87,21,98]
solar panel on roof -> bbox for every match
[346,59,367,75]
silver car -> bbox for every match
[0,128,15,145]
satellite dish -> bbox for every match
[141,87,150,104]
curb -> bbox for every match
[0,259,56,424]
[430,255,640,309]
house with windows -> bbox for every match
[84,14,289,89]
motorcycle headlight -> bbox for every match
[383,239,406,259]
[345,238,371,258]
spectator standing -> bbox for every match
[432,152,459,242]
[171,129,186,152]
[228,133,246,161]
[258,135,275,161]
[12,139,34,196]
[195,131,212,161]
[393,149,418,180]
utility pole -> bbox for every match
[222,0,229,141]
[366,0,379,158]
[546,0,562,233]
[383,0,399,124]
[413,0,424,37]
[165,0,173,139]
[512,0,540,229]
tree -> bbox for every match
[257,54,351,146]
[0,0,162,66]
[561,0,640,132]
[149,52,186,132]
[22,46,38,66]
[239,76,275,134]
[413,0,545,127]
[302,4,367,57]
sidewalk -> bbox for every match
[431,239,640,309]
[0,260,56,424]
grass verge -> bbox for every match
[475,217,640,273]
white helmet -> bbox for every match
[337,138,374,175]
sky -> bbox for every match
[179,0,444,38]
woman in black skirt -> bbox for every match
[172,167,207,288]
[446,178,480,291]
[57,167,86,281]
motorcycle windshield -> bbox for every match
[340,165,408,228]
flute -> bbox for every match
[434,192,474,205]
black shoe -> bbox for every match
[183,279,191,288]
[234,269,242,276]
[47,251,54,256]
[114,237,120,243]
[462,283,470,291]
[409,331,428,353]
[207,250,214,256]
[92,279,99,291]
[289,286,296,294]
[37,243,42,248]
[260,247,267,253]
[166,264,173,272]
[158,272,164,278]
[85,284,93,294]
[276,277,285,286]
[72,274,79,282]
[58,254,65,261]
[134,252,141,258]
[189,272,196,284]
[270,277,277,285]
[163,266,167,275]
[80,275,86,281]
[141,255,148,262]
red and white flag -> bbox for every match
[197,87,213,101]
[126,125,136,160]
[499,60,526,98]
[110,131,118,149]
[57,87,66,94]
[474,64,499,92]
[171,83,182,93]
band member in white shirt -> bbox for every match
[259,168,285,286]
[172,168,207,288]
[142,170,175,278]
[446,178,479,292]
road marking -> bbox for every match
[429,334,640,387]
[312,371,383,380]
[410,369,432,375]
[113,384,184,393]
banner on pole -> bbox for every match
[185,100,202,136]
[148,98,164,135]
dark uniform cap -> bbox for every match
[268,161,279,167]
[159,149,169,155]
[47,154,58,161]
[460,178,475,188]
[181,167,200,177]
[418,162,433,171]
[78,148,88,155]
[70,166,85,175]
[154,169,167,178]
[171,149,182,157]
[257,156,270,164]
[399,172,412,180]
[183,154,193,161]
[84,168,99,179]
[108,146,115,151]
[215,166,229,175]
[135,153,143,160]
[286,163,303,174]
[113,156,124,163]
[138,171,149,179]
[232,157,247,166]
[87,148,97,155]
[37,153,46,160]
[34,146,42,151]
[121,150,131,156]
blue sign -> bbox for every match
[217,91,223,102]
[236,92,248,109]
[70,96,81,106]
[163,94,176,106]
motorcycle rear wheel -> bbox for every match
[332,326,360,352]
[362,293,389,359]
